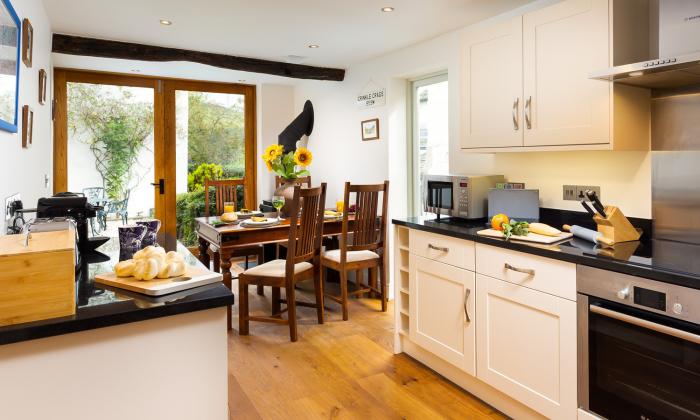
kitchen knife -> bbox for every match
[580,200,596,217]
[585,190,607,218]
[563,224,614,246]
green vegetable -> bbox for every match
[502,220,529,240]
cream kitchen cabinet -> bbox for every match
[461,16,523,149]
[409,254,476,376]
[476,273,577,419]
[460,0,650,151]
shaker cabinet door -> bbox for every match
[522,0,610,146]
[409,254,476,375]
[461,16,523,149]
[476,274,577,420]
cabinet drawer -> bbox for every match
[409,229,475,270]
[475,243,575,300]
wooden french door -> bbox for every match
[53,69,256,238]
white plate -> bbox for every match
[241,218,280,228]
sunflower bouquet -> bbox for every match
[262,144,313,181]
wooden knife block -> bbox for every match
[592,206,641,244]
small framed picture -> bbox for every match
[22,18,33,67]
[21,105,33,148]
[361,118,379,141]
[38,69,47,105]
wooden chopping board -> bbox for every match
[477,228,573,244]
[95,266,222,296]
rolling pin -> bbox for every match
[563,224,614,246]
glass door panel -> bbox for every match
[168,84,255,247]
[66,82,155,237]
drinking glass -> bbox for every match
[336,200,345,213]
[223,201,235,214]
[272,195,285,221]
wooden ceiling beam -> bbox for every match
[52,34,345,82]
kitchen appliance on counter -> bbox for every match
[423,174,504,220]
[487,188,539,221]
[577,266,700,420]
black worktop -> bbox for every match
[393,214,700,290]
[0,235,233,346]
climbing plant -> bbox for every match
[68,83,153,200]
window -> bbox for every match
[410,74,449,215]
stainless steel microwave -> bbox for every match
[423,174,504,219]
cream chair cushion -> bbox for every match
[323,249,379,264]
[242,259,313,278]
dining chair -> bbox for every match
[321,181,389,321]
[238,183,327,342]
[204,178,265,295]
[275,175,311,189]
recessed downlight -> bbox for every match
[159,19,172,26]
[629,71,644,77]
[381,6,395,12]
[308,44,319,49]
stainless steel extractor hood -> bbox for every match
[589,52,700,89]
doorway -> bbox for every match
[53,69,256,244]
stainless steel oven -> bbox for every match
[577,266,700,420]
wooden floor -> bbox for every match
[227,264,506,420]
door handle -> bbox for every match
[504,262,535,276]
[512,97,520,130]
[464,288,471,322]
[590,305,700,345]
[151,179,165,195]
[524,96,532,129]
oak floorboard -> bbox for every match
[227,263,505,420]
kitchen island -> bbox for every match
[0,235,232,420]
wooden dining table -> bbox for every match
[195,214,352,328]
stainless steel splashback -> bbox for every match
[651,85,700,244]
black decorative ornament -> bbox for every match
[278,100,314,152]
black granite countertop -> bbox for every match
[0,235,233,346]
[393,216,700,290]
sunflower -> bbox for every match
[264,159,273,172]
[262,144,284,162]
[294,147,313,167]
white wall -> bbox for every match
[0,0,53,226]
[257,84,294,202]
[294,0,652,219]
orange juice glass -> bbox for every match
[336,200,344,213]
[223,202,235,214]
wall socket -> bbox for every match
[563,185,601,202]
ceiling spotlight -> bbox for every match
[159,19,172,26]
[628,71,644,77]
[381,6,394,12]
[308,44,319,49]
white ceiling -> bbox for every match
[43,0,533,69]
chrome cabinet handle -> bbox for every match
[428,244,449,252]
[590,305,700,345]
[464,288,471,322]
[504,262,535,276]
[524,96,532,129]
[512,97,520,130]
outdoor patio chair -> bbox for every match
[83,187,108,235]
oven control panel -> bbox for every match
[578,265,700,324]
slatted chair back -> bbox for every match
[285,183,327,271]
[340,181,389,253]
[275,176,312,188]
[204,179,246,217]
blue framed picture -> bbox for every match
[0,0,21,133]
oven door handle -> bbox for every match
[590,305,700,345]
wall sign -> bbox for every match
[356,82,385,109]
